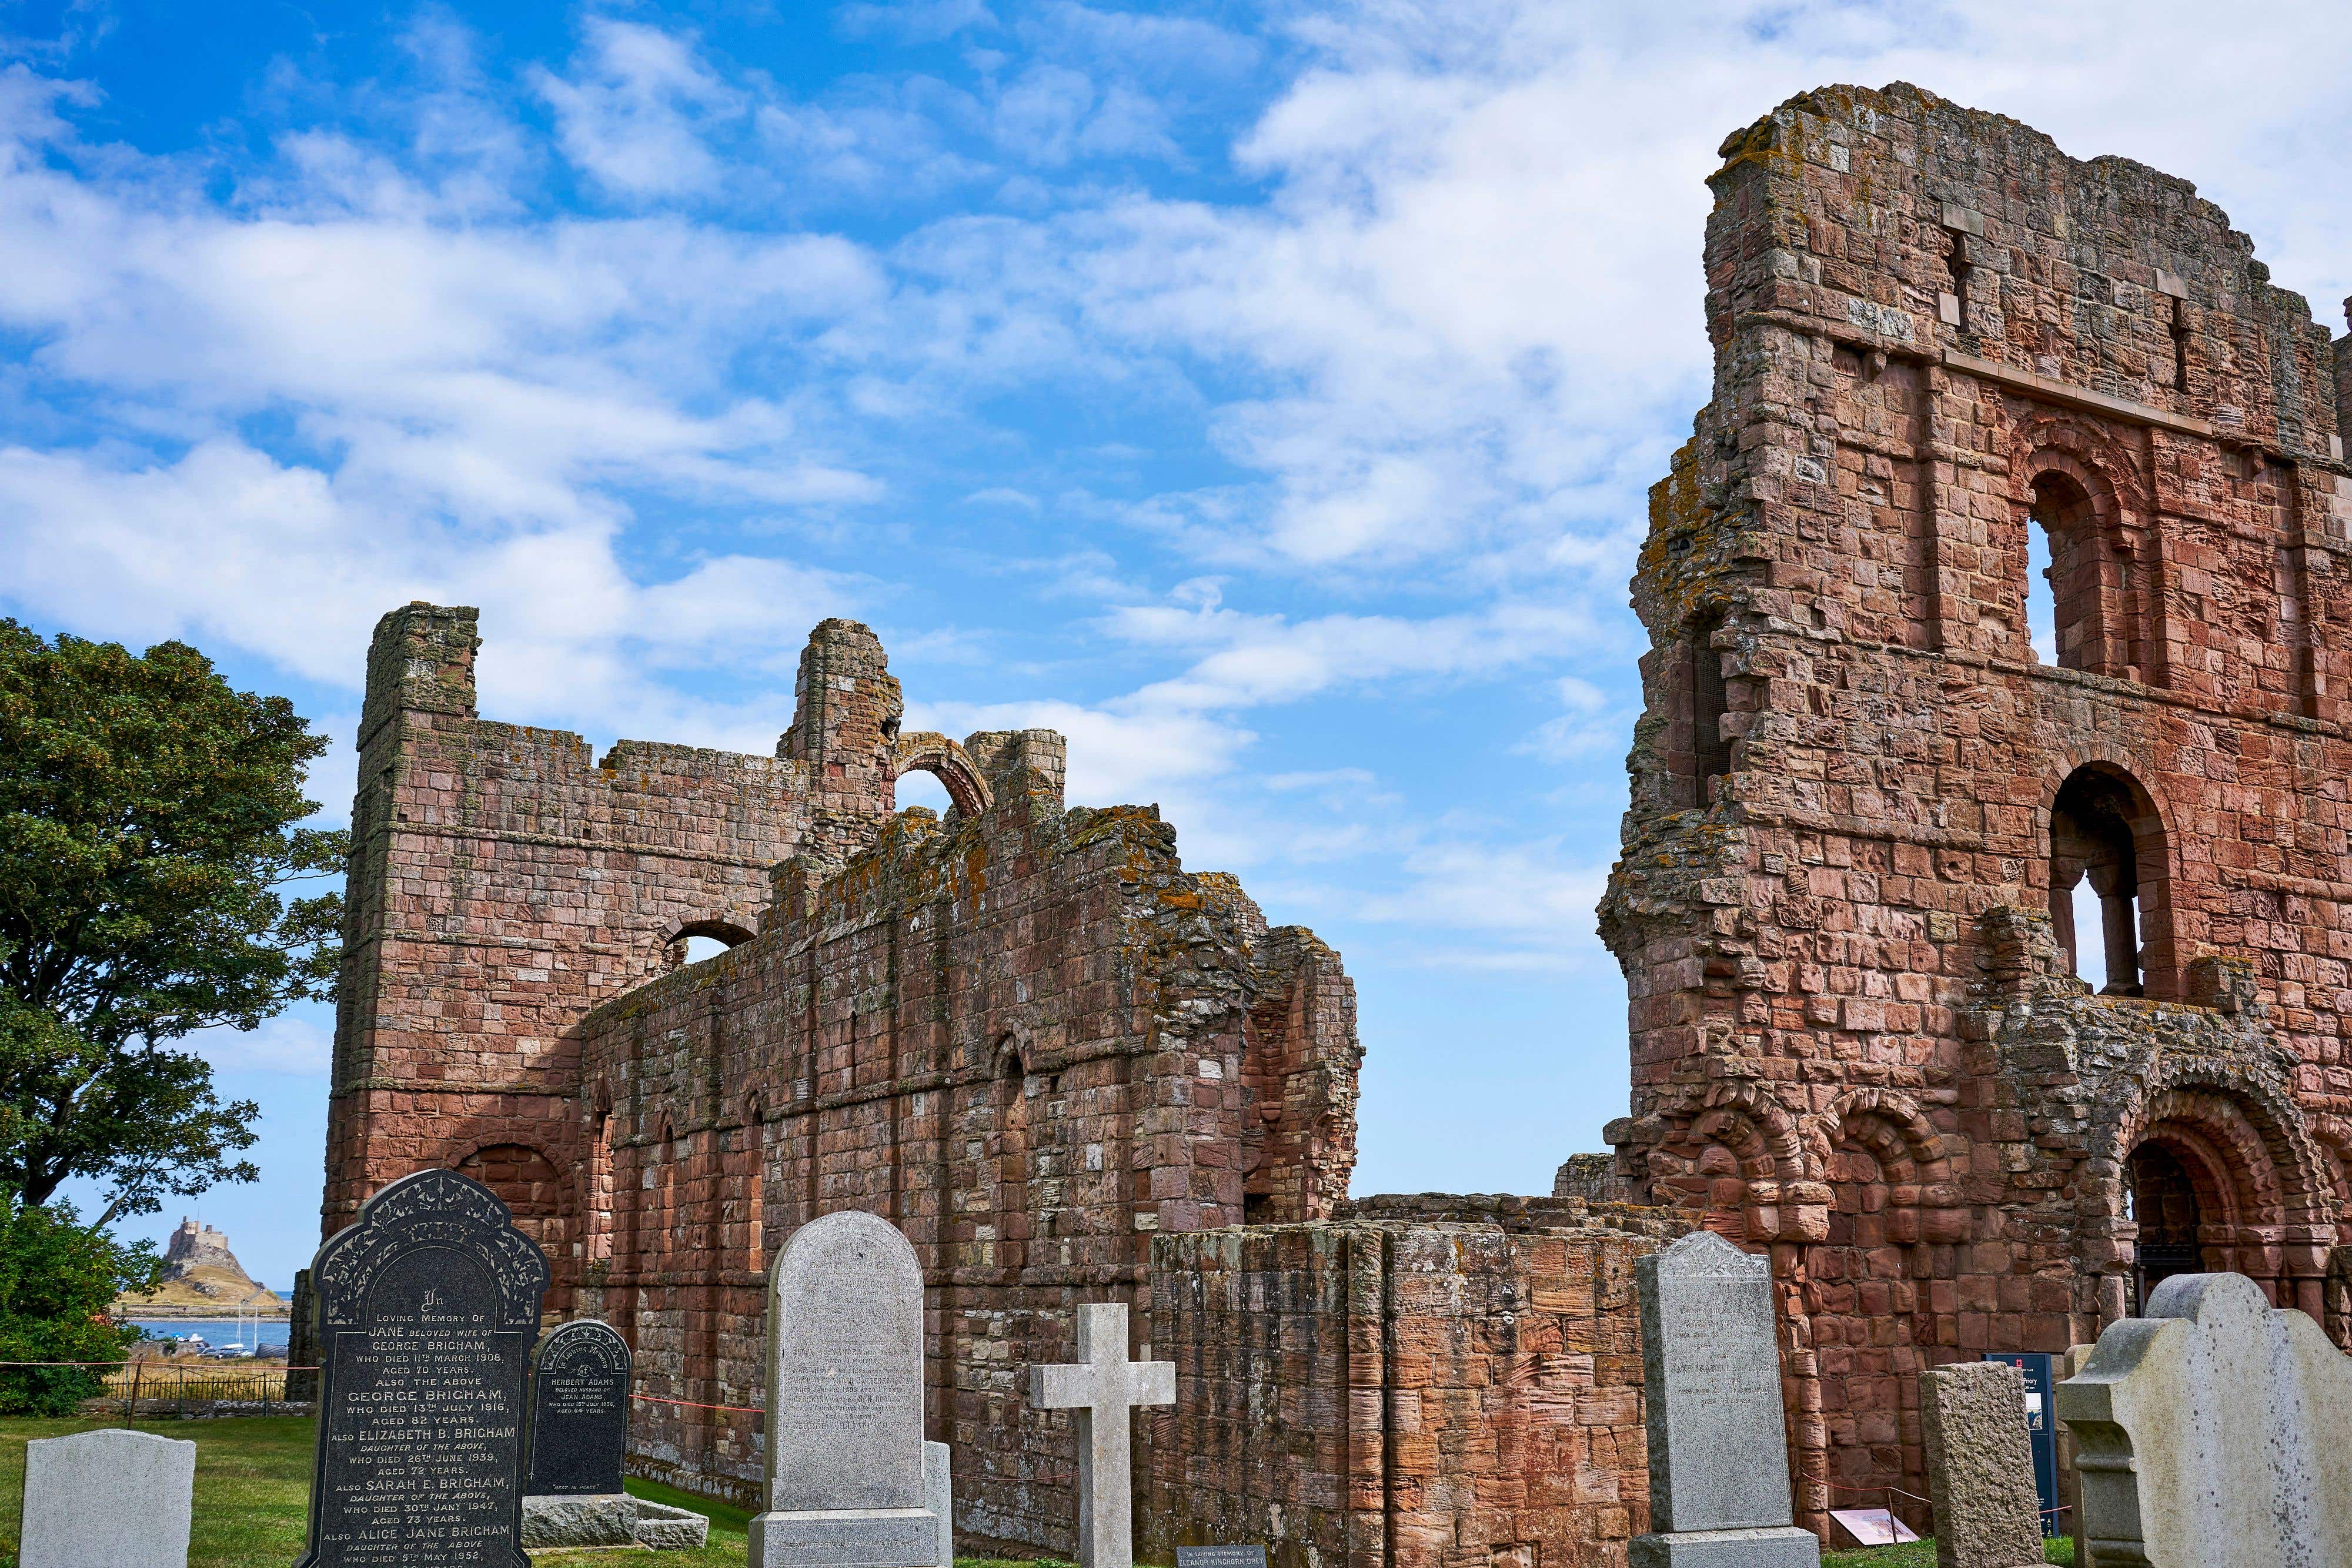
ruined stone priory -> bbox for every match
[319,80,2352,1566]
[1594,78,2352,1532]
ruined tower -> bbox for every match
[1598,83,2352,1531]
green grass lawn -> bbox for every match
[0,1415,1071,1568]
[1,1415,2074,1568]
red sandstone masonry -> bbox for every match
[1145,1197,1694,1568]
[1598,82,2352,1539]
[326,603,1361,1553]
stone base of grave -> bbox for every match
[1629,1525,1822,1567]
[524,1493,639,1548]
[634,1500,712,1550]
[747,1507,943,1568]
[522,1493,713,1552]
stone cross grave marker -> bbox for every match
[296,1166,549,1568]
[17,1427,195,1568]
[523,1318,635,1547]
[1030,1300,1175,1568]
[1920,1360,2044,1568]
[1629,1229,1820,1568]
[2057,1271,2352,1567]
[751,1208,948,1568]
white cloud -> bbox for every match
[532,19,740,198]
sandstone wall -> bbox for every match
[1145,1197,1693,1568]
[325,604,841,1309]
[568,763,1361,1540]
[1598,82,2352,1537]
[325,602,1363,1554]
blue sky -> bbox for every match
[4,0,2350,1288]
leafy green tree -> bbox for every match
[0,1191,158,1414]
[0,621,345,1223]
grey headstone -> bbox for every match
[526,1318,631,1496]
[2057,1271,2352,1566]
[295,1167,549,1568]
[1629,1231,1819,1568]
[924,1440,953,1568]
[1921,1361,2043,1568]
[749,1209,942,1568]
[1028,1300,1175,1568]
[18,1428,194,1568]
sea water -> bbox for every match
[126,1313,293,1353]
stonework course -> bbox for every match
[1596,81,2352,1536]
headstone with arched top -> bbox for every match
[751,1208,949,1568]
[296,1167,549,1568]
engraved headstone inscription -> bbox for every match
[521,1318,640,1549]
[526,1319,631,1496]
[296,1167,550,1568]
[1628,1230,1819,1568]
[1177,1546,1270,1568]
[750,1208,947,1568]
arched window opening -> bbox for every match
[2127,1142,2204,1313]
[2027,472,2100,671]
[991,1045,1031,1272]
[1676,613,1730,809]
[453,1143,569,1308]
[2050,767,2167,997]
[665,920,753,972]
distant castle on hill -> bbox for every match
[113,1218,287,1319]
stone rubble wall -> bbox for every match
[1144,1199,1695,1568]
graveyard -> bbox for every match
[5,25,2352,1568]
[0,1416,2080,1567]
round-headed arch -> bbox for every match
[893,731,993,817]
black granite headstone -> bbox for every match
[524,1319,632,1497]
[295,1168,550,1568]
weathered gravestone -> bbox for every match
[522,1318,634,1546]
[296,1167,548,1568]
[751,1209,950,1568]
[2056,1271,2352,1567]
[17,1427,195,1568]
[1030,1300,1175,1568]
[516,1318,712,1551]
[1629,1230,1820,1567]
[1920,1360,2044,1568]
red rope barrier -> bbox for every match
[630,1392,763,1416]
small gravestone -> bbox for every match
[296,1166,549,1568]
[751,1209,949,1568]
[1629,1230,1820,1567]
[2057,1271,2352,1566]
[18,1427,195,1568]
[522,1319,636,1547]
[1030,1300,1175,1568]
[1921,1361,2043,1568]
